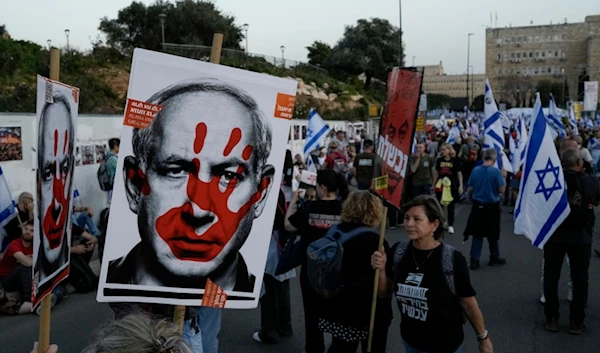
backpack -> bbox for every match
[392,241,457,296]
[306,225,378,299]
[562,172,594,232]
[328,152,349,175]
[0,288,21,315]
[69,255,99,293]
[97,154,115,191]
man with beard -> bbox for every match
[106,79,275,293]
[34,93,75,292]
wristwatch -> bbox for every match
[477,329,489,342]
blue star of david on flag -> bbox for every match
[534,159,562,201]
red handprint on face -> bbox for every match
[155,123,266,262]
[43,129,70,249]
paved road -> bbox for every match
[2,203,600,353]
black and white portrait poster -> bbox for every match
[97,49,297,308]
[32,75,79,308]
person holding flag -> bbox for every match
[568,104,579,136]
[304,108,331,165]
[547,94,567,139]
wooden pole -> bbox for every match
[172,33,224,334]
[38,47,61,353]
[367,206,388,352]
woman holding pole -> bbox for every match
[371,196,493,353]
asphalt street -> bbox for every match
[2,203,600,353]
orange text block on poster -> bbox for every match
[274,93,296,120]
[201,278,228,308]
[123,98,163,129]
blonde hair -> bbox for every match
[341,191,384,227]
[81,313,192,353]
[440,142,456,158]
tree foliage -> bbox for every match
[426,94,451,110]
[306,41,331,67]
[325,18,403,89]
[536,79,567,107]
[473,94,484,112]
[98,0,243,54]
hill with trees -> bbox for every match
[0,0,404,120]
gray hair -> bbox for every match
[132,79,273,177]
[483,148,497,161]
[561,149,582,169]
[80,313,192,353]
[18,192,32,203]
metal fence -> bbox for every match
[162,43,328,75]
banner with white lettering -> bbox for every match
[373,67,424,209]
[584,81,598,112]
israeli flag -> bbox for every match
[412,133,418,154]
[547,94,566,139]
[446,124,460,144]
[303,108,330,159]
[482,79,506,170]
[514,93,570,249]
[469,121,480,139]
[585,117,594,129]
[0,166,17,252]
[306,156,318,173]
[569,104,579,136]
[512,115,528,171]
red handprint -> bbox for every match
[155,123,267,262]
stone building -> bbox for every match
[421,61,485,102]
[485,15,600,106]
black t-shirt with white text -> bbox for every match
[386,242,475,353]
[287,199,342,246]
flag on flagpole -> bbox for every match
[547,94,566,139]
[446,124,460,144]
[306,156,318,173]
[569,103,579,136]
[510,115,529,172]
[303,108,330,159]
[482,79,506,170]
[0,166,17,252]
[514,93,570,249]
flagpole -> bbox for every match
[367,206,387,352]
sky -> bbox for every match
[3,0,600,75]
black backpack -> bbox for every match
[97,154,116,191]
[562,172,594,232]
[69,255,98,293]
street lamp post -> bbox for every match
[470,65,474,105]
[561,67,566,107]
[64,29,70,52]
[398,0,403,65]
[159,13,166,51]
[242,24,249,54]
[412,56,416,66]
[280,45,285,68]
[466,33,474,108]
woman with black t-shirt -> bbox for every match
[433,143,463,234]
[284,169,348,353]
[318,190,392,353]
[371,196,494,353]
[281,150,294,202]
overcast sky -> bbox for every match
[3,0,599,74]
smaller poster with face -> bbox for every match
[373,67,423,210]
[32,75,80,308]
[97,49,297,308]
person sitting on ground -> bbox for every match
[371,195,494,353]
[71,204,100,237]
[318,190,392,353]
[3,192,34,246]
[0,220,34,314]
[65,224,98,294]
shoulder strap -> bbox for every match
[393,240,411,271]
[338,226,378,243]
[441,243,457,297]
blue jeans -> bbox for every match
[403,342,463,353]
[75,213,100,236]
[199,307,222,353]
[183,317,204,353]
[412,183,432,198]
[470,236,500,261]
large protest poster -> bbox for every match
[373,67,423,209]
[32,75,80,308]
[97,49,297,309]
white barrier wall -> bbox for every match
[1,113,372,220]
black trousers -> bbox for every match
[327,317,389,353]
[1,265,32,300]
[543,242,591,323]
[300,268,325,353]
[436,192,456,226]
[259,274,292,343]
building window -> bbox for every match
[542,51,545,57]
[554,34,559,41]
[548,35,552,42]
[523,52,527,58]
[511,53,515,58]
[517,36,521,43]
[555,50,559,57]
[529,52,533,58]
[535,36,540,42]
[505,38,510,44]
[517,53,521,58]
[535,51,539,57]
[548,67,552,73]
[561,33,566,40]
[504,53,509,59]
[497,53,502,60]
[511,37,516,43]
[534,67,539,74]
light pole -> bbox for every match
[280,45,285,68]
[242,23,249,54]
[466,33,474,108]
[64,29,70,52]
[470,65,474,105]
[47,39,52,50]
[561,67,566,107]
[398,0,403,65]
[412,56,416,66]
[159,13,166,51]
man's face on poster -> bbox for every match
[127,91,272,278]
[40,103,74,263]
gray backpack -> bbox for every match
[393,241,457,296]
[97,154,116,191]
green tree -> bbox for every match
[326,18,403,89]
[473,94,484,112]
[99,0,243,55]
[426,94,450,110]
[536,79,565,107]
[0,24,7,38]
[306,41,331,67]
